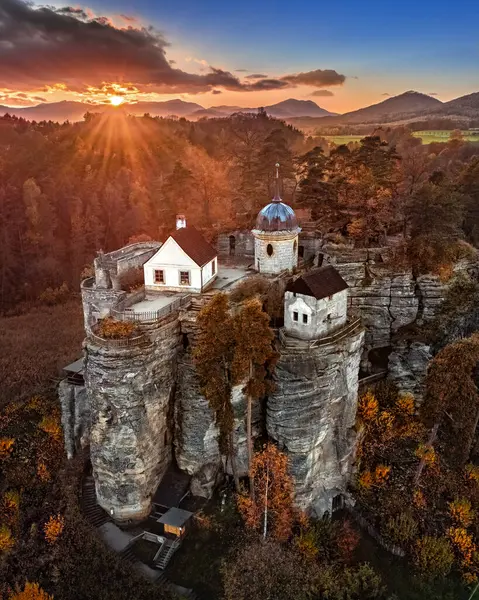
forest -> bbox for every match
[2,109,479,599]
[1,109,479,310]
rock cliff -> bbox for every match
[267,325,364,515]
[85,314,181,521]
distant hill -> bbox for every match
[192,98,335,120]
[430,92,479,119]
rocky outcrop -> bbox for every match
[85,314,181,522]
[59,379,89,459]
[267,326,364,516]
[388,341,433,403]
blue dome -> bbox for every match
[255,200,299,232]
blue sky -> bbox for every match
[7,0,479,111]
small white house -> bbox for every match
[284,266,349,341]
[144,226,218,293]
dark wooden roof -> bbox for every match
[170,226,217,267]
[286,265,348,300]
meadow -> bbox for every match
[321,131,479,146]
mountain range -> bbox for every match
[1,91,478,127]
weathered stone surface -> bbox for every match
[416,275,445,323]
[59,379,90,459]
[388,341,433,403]
[85,315,181,521]
[267,328,364,516]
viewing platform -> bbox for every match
[278,317,363,351]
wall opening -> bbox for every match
[267,243,274,256]
[229,235,236,256]
[182,333,189,350]
[298,245,304,258]
[332,494,343,513]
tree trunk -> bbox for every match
[247,360,255,499]
[413,422,439,487]
[229,432,240,492]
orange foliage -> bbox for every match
[395,394,415,417]
[413,490,426,509]
[0,524,14,553]
[357,391,378,422]
[374,464,391,485]
[358,470,373,490]
[447,527,476,566]
[9,582,53,600]
[237,443,294,542]
[43,514,65,545]
[465,463,479,483]
[37,461,50,482]
[0,437,14,459]
[3,489,20,525]
[448,498,474,528]
[415,443,436,468]
[96,317,137,339]
[38,416,62,442]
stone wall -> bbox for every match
[59,378,90,459]
[217,230,254,258]
[267,327,364,516]
[253,231,298,274]
[85,313,181,521]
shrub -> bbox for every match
[9,582,53,600]
[38,415,62,441]
[43,514,65,545]
[383,512,418,545]
[448,498,474,527]
[447,527,476,566]
[357,391,379,423]
[96,318,137,339]
[0,438,14,459]
[229,275,270,304]
[395,394,415,417]
[0,524,14,553]
[38,282,70,306]
[413,536,454,579]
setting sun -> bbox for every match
[109,95,125,106]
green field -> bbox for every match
[413,130,479,144]
[323,135,365,145]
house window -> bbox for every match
[293,311,298,322]
[179,271,190,286]
[212,259,216,275]
[303,314,308,324]
[154,269,164,284]
[266,243,274,256]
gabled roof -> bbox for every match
[158,507,193,528]
[286,265,348,300]
[170,226,217,267]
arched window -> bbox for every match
[266,243,274,256]
[229,235,236,256]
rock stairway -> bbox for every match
[82,476,110,527]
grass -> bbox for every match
[323,135,365,145]
[412,130,479,144]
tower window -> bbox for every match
[293,311,298,322]
[303,314,308,324]
[266,243,274,256]
[229,235,236,255]
[179,271,190,286]
[154,269,164,284]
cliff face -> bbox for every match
[267,326,364,515]
[85,315,181,521]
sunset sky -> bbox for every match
[1,0,478,112]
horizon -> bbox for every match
[1,0,478,113]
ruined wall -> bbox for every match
[267,327,364,516]
[85,314,181,521]
[59,379,89,459]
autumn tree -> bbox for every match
[193,293,239,488]
[9,582,53,600]
[231,298,276,494]
[237,443,294,541]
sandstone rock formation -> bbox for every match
[267,325,364,515]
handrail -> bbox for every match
[111,294,192,323]
[87,331,149,349]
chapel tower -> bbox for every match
[252,163,301,274]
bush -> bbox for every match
[119,267,144,292]
[38,282,70,306]
[383,512,418,546]
[413,536,454,579]
[230,275,270,304]
[96,318,137,339]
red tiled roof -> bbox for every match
[170,226,217,267]
[286,265,348,300]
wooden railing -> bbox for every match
[279,317,362,350]
[87,331,150,349]
[111,294,192,323]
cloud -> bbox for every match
[0,0,347,97]
[211,89,222,95]
[0,89,46,105]
[428,92,439,96]
[382,93,390,96]
[310,90,334,97]
[235,69,248,72]
[245,73,268,79]
[281,69,345,88]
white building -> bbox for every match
[284,266,349,341]
[252,164,301,275]
[144,225,218,293]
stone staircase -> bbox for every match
[154,538,181,570]
[82,476,110,527]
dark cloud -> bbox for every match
[245,73,268,79]
[0,0,346,96]
[382,93,390,96]
[235,69,248,72]
[429,92,439,96]
[310,90,334,97]
[211,89,222,95]
[281,69,345,88]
